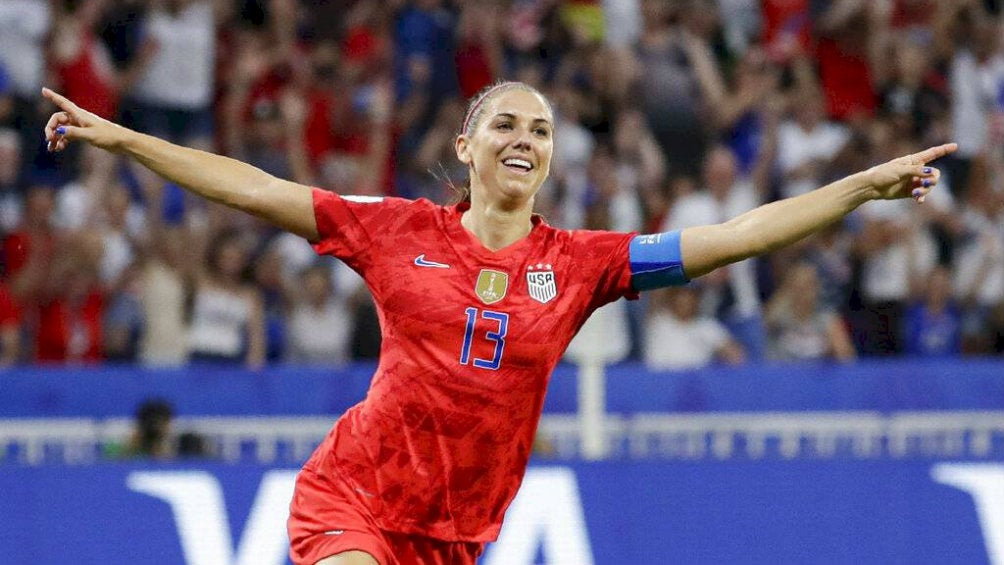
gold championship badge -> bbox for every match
[475,269,509,305]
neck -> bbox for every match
[927,299,946,314]
[793,304,814,320]
[461,194,534,251]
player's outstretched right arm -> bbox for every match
[41,88,319,242]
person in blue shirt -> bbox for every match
[904,265,962,357]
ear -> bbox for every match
[455,135,471,165]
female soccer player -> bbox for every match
[41,82,954,565]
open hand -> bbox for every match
[42,87,130,154]
[864,143,958,203]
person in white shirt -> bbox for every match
[952,159,1004,352]
[661,145,765,358]
[853,171,952,355]
[287,263,354,366]
[124,0,216,147]
[644,284,745,371]
[765,261,856,362]
[777,88,849,199]
[0,1,50,181]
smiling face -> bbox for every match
[456,87,554,208]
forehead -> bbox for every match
[482,89,552,121]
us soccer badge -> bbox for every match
[475,269,509,305]
[526,264,557,304]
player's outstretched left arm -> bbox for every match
[677,143,957,279]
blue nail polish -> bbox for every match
[923,167,932,174]
[56,126,66,135]
[922,179,931,187]
[912,189,922,197]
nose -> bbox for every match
[512,128,532,150]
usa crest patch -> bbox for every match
[526,264,557,304]
[475,269,509,305]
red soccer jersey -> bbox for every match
[308,189,637,541]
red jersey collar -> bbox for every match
[445,201,548,261]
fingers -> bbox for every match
[44,116,78,153]
[46,134,70,153]
[41,88,93,152]
[910,165,942,203]
[44,111,71,142]
[909,143,959,165]
[41,87,81,115]
[42,88,80,153]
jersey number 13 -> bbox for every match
[460,307,509,370]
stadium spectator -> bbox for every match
[187,230,265,367]
[0,128,23,232]
[252,241,291,363]
[105,398,175,459]
[0,277,22,366]
[799,221,855,312]
[105,397,210,460]
[136,219,190,367]
[454,2,503,99]
[715,46,784,177]
[812,0,881,120]
[661,145,767,359]
[850,134,950,356]
[644,285,746,371]
[765,261,856,362]
[103,261,144,362]
[393,0,459,157]
[876,36,949,141]
[760,0,812,64]
[0,0,50,178]
[49,0,120,122]
[945,3,1004,199]
[51,138,119,233]
[33,235,105,364]
[953,157,1004,353]
[777,87,850,199]
[3,184,59,295]
[0,64,14,125]
[904,264,962,357]
[404,98,468,201]
[634,0,711,176]
[121,0,217,149]
[286,263,353,366]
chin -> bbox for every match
[499,182,539,203]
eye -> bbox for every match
[535,127,550,137]
[496,122,513,131]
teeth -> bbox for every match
[503,158,532,170]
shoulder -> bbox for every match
[556,227,634,249]
[552,228,637,274]
[314,190,436,218]
[698,317,730,340]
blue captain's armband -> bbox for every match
[629,231,689,290]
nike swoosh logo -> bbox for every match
[414,254,450,269]
[324,530,345,536]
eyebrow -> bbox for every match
[493,112,552,125]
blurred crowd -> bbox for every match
[0,0,1002,370]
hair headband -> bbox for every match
[461,82,517,135]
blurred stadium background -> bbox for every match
[1,0,1003,564]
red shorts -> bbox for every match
[287,466,485,565]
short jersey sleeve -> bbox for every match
[311,189,413,269]
[570,229,639,307]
